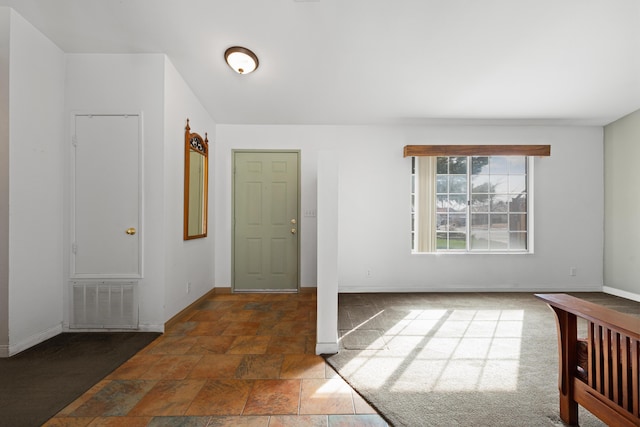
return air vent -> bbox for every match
[71,281,138,329]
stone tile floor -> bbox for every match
[44,291,388,427]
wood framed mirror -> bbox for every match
[184,119,208,240]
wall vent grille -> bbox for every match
[71,281,138,329]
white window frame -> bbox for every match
[411,156,534,254]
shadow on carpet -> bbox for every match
[0,332,160,427]
[324,292,638,427]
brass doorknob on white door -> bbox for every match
[126,227,136,235]
[291,228,297,234]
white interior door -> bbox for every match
[71,114,142,278]
[233,151,299,291]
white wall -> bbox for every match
[216,125,604,292]
[214,125,325,288]
[604,110,640,300]
[163,58,216,320]
[0,8,10,353]
[65,54,166,330]
[3,9,65,355]
[64,54,218,329]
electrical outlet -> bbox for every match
[187,282,191,293]
[569,267,576,277]
[365,269,372,278]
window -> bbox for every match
[412,155,530,253]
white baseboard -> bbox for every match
[4,323,63,357]
[62,324,164,333]
[603,286,640,302]
[316,341,339,355]
[338,285,604,293]
[138,324,164,333]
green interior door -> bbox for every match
[233,151,299,291]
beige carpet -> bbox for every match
[324,292,639,427]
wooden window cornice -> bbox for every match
[403,145,551,157]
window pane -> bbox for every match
[490,214,508,230]
[509,214,526,231]
[471,214,488,230]
[490,195,509,212]
[449,233,466,249]
[471,175,490,193]
[436,176,448,193]
[509,195,527,213]
[437,214,448,230]
[471,157,490,175]
[437,195,449,211]
[471,231,489,250]
[449,194,467,212]
[509,157,526,174]
[450,157,467,174]
[509,175,526,193]
[437,157,448,174]
[449,175,467,193]
[490,175,508,193]
[510,232,527,250]
[488,232,508,250]
[471,194,489,212]
[490,156,508,174]
[437,232,448,249]
[449,214,466,231]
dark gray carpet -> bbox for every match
[324,292,639,427]
[0,332,160,427]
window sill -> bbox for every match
[411,251,532,255]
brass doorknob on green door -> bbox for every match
[290,219,296,224]
[291,228,297,234]
[126,227,136,235]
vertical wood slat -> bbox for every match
[595,325,603,392]
[604,328,612,399]
[588,322,595,387]
[612,332,620,404]
[621,337,630,411]
[633,339,639,417]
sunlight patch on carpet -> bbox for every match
[339,308,525,393]
[342,355,407,390]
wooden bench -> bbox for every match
[536,293,639,427]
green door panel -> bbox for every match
[233,151,299,291]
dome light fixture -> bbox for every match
[224,46,259,74]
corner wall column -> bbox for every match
[316,151,339,354]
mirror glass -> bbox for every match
[188,151,206,235]
[184,120,208,240]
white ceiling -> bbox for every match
[2,0,639,125]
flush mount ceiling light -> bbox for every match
[224,46,259,74]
